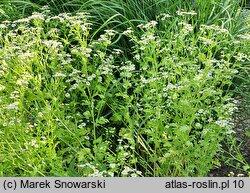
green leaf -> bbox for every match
[96,85,106,93]
[111,113,123,123]
[77,148,91,162]
[83,111,91,119]
[180,125,191,132]
[97,116,109,125]
[96,99,106,110]
[245,131,250,138]
[68,159,80,177]
[94,136,103,144]
[0,8,9,18]
[185,141,193,147]
[198,53,206,62]
[243,165,250,171]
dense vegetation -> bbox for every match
[0,0,249,176]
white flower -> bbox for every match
[113,49,123,54]
[65,93,71,98]
[16,79,29,86]
[147,34,155,40]
[123,152,129,157]
[179,22,193,33]
[140,76,148,84]
[194,73,203,81]
[110,163,116,169]
[0,84,5,91]
[104,29,117,36]
[136,170,142,176]
[41,5,50,11]
[29,13,45,21]
[197,109,204,114]
[234,53,248,62]
[199,37,214,45]
[38,112,43,118]
[200,24,228,35]
[218,28,228,34]
[53,72,66,77]
[83,48,92,57]
[139,20,158,29]
[195,123,202,129]
[30,139,39,148]
[102,66,110,75]
[121,64,135,72]
[78,122,86,129]
[0,24,7,29]
[123,27,133,35]
[0,70,5,76]
[5,102,19,110]
[177,10,197,16]
[70,83,78,90]
[43,40,63,49]
[148,20,158,27]
[157,13,172,21]
[134,54,140,60]
[89,169,104,177]
[98,35,110,44]
[166,83,176,90]
[238,33,250,41]
[131,173,138,177]
[215,119,229,127]
[81,24,86,31]
[87,76,93,81]
[14,18,30,23]
[129,65,135,71]
[19,52,34,59]
[121,166,131,176]
[108,172,114,177]
[48,28,59,35]
[69,69,81,77]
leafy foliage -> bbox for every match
[0,0,250,176]
[0,7,249,176]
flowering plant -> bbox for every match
[0,9,249,176]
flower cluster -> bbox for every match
[176,10,197,16]
[0,8,247,177]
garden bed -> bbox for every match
[0,0,249,177]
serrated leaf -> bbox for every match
[97,116,109,125]
[94,136,102,144]
[111,113,123,123]
[180,125,190,132]
[243,165,250,171]
[83,111,91,119]
[198,53,206,62]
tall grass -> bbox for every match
[1,1,246,31]
[1,0,247,51]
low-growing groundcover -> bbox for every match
[0,9,249,176]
